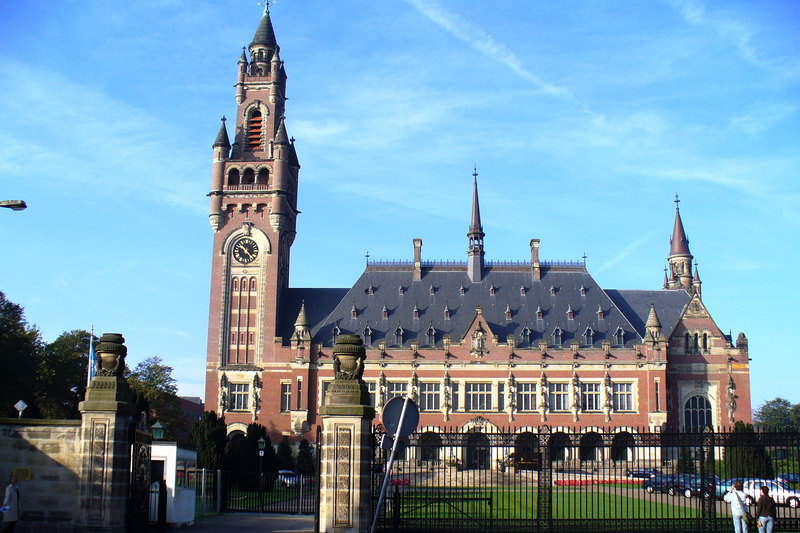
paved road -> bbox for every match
[189,513,314,533]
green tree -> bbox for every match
[677,446,696,474]
[126,356,185,440]
[754,398,798,430]
[296,439,315,476]
[725,421,774,478]
[35,329,94,419]
[0,292,44,417]
[191,411,228,470]
[276,436,295,471]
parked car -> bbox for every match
[743,480,800,508]
[643,474,676,494]
[777,473,800,485]
[672,474,719,498]
[627,468,662,479]
[277,470,299,488]
[715,478,786,500]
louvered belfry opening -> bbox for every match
[247,111,262,150]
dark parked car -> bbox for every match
[777,473,800,485]
[672,473,719,498]
[627,468,662,479]
[643,474,676,494]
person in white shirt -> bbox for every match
[723,481,749,533]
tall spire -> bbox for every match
[669,194,691,256]
[213,117,230,149]
[467,166,485,283]
[469,166,484,238]
[250,7,277,49]
[667,194,694,291]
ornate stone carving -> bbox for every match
[95,333,127,377]
[88,421,107,519]
[603,371,613,422]
[571,372,580,422]
[726,375,737,423]
[334,426,352,527]
[538,372,548,422]
[470,324,488,358]
[332,335,365,380]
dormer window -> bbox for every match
[398,285,404,295]
[552,326,563,346]
[536,305,543,320]
[332,323,341,344]
[489,284,496,295]
[444,304,451,320]
[459,284,465,295]
[505,304,512,320]
[429,284,435,295]
[566,305,574,320]
[351,304,357,319]
[521,325,532,345]
[366,283,374,295]
[363,325,373,345]
[597,305,604,319]
[394,324,404,345]
[382,304,388,320]
[550,285,556,296]
[613,327,625,346]
[412,304,419,320]
[247,110,262,151]
[426,325,436,345]
[583,327,595,346]
[520,286,526,296]
[579,285,586,296]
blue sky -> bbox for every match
[1,1,798,411]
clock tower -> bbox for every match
[205,6,300,421]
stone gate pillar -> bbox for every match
[318,335,375,533]
[77,333,136,532]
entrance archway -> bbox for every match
[464,431,489,470]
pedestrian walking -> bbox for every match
[2,473,20,533]
[755,485,777,533]
[723,481,750,533]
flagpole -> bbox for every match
[87,326,96,388]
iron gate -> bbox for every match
[128,411,152,533]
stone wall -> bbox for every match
[0,418,82,531]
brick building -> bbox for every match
[204,9,751,447]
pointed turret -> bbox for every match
[291,301,311,348]
[667,195,694,291]
[693,263,702,299]
[645,302,666,346]
[213,117,231,149]
[250,7,277,49]
[467,167,485,283]
[209,117,230,231]
[248,6,279,76]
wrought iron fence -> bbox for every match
[221,470,317,514]
[371,425,800,533]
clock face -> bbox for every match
[233,238,259,264]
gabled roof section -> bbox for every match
[674,293,726,336]
[605,289,691,339]
[279,288,349,343]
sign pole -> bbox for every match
[369,396,410,533]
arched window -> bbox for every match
[242,168,255,184]
[419,432,442,463]
[249,277,257,291]
[579,432,603,462]
[227,168,240,186]
[552,327,562,346]
[257,168,269,186]
[426,326,436,346]
[232,278,239,291]
[684,395,712,431]
[702,333,709,353]
[247,111,262,151]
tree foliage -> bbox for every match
[296,439,315,476]
[754,398,800,430]
[677,446,696,474]
[127,356,185,440]
[0,291,44,417]
[725,421,774,479]
[276,435,295,471]
[35,330,94,419]
[191,411,228,470]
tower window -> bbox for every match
[247,111,262,151]
[227,168,240,186]
[232,278,239,291]
[250,277,257,291]
[257,168,269,186]
[280,383,291,412]
[242,168,255,184]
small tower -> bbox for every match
[644,302,666,346]
[692,263,702,299]
[467,167,485,283]
[667,195,693,290]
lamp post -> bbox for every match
[257,437,266,512]
[151,421,165,441]
[0,200,27,211]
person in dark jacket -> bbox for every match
[2,474,20,533]
[755,485,777,533]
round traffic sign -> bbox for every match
[381,396,419,438]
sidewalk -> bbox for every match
[189,513,314,533]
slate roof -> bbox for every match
[277,261,693,350]
[250,11,277,49]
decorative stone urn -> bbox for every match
[319,334,372,417]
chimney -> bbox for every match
[530,239,541,281]
[413,238,422,280]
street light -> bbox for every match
[0,200,27,211]
[257,437,267,511]
[151,421,165,441]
